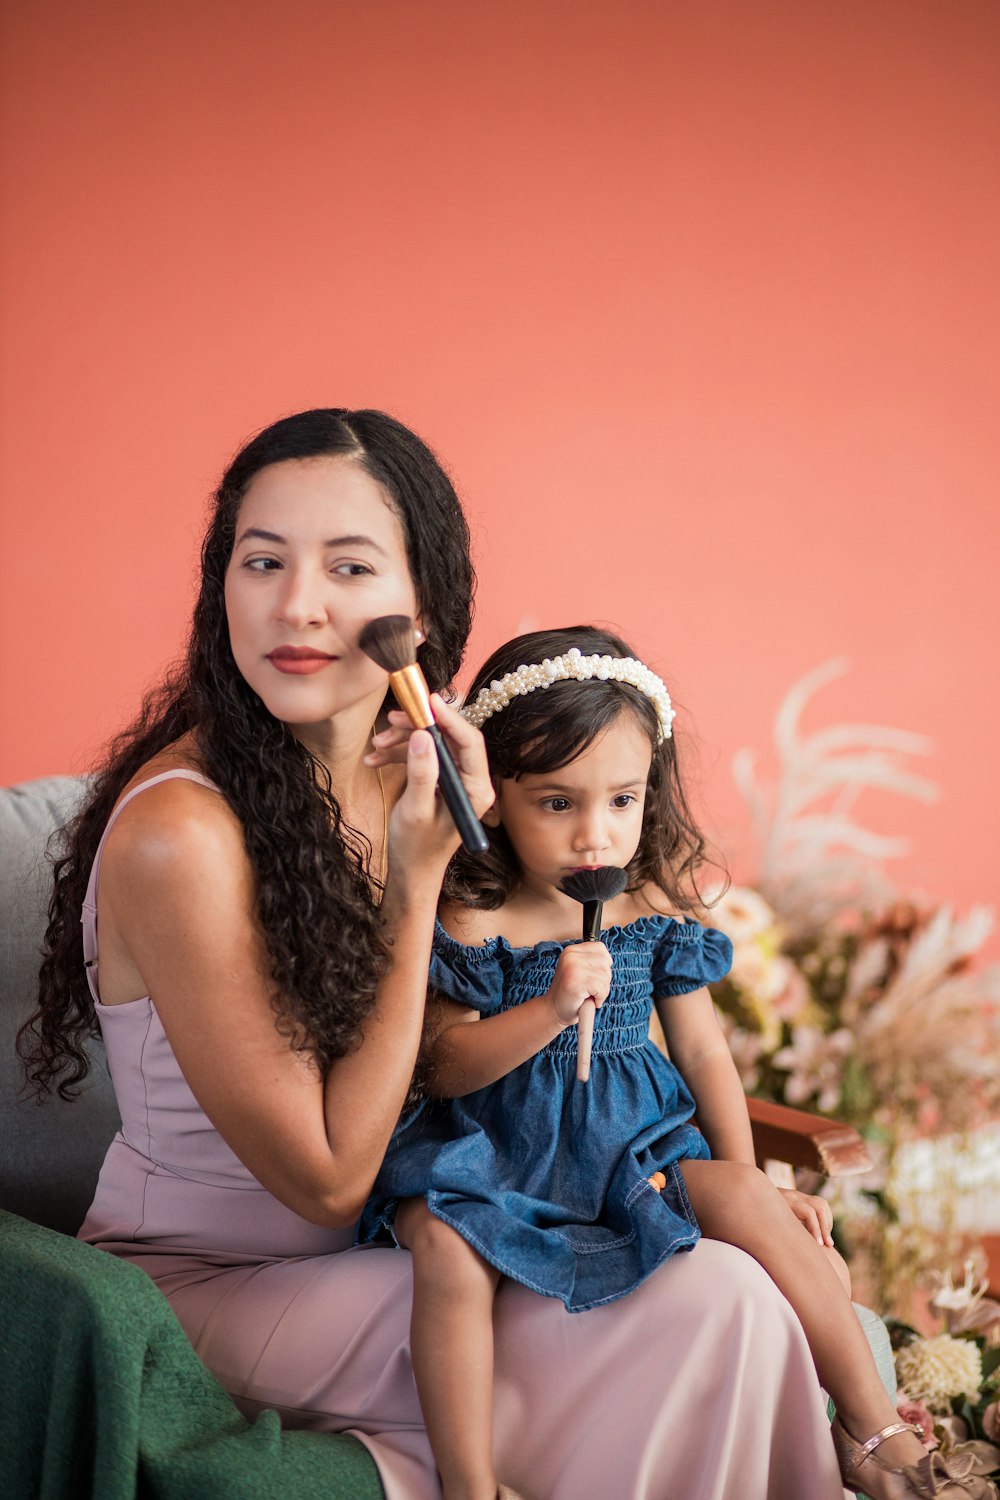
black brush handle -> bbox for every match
[577,900,603,1084]
[581,900,604,942]
[427,723,490,854]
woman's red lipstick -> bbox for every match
[267,646,336,676]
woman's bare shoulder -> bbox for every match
[116,732,208,796]
[96,740,259,1009]
[104,740,244,890]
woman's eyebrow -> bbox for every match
[327,534,389,554]
[234,527,388,553]
[235,527,285,545]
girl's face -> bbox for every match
[224,455,422,729]
[485,711,653,901]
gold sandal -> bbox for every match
[832,1416,1000,1498]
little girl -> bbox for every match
[360,626,991,1500]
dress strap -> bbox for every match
[81,770,219,1002]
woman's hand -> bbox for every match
[778,1187,835,1247]
[368,695,494,877]
[547,942,612,1027]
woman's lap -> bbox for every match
[155,1238,847,1500]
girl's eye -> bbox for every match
[612,793,637,809]
[541,797,571,812]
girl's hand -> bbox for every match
[374,696,494,876]
[547,942,612,1026]
[778,1187,835,1247]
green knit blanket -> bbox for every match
[0,1210,383,1499]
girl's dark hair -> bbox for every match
[446,626,714,914]
[20,408,475,1099]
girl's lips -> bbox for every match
[267,648,337,676]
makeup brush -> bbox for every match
[559,866,628,1082]
[359,615,489,855]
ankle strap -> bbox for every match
[856,1421,925,1463]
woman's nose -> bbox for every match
[275,567,326,629]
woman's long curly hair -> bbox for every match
[445,626,719,914]
[19,408,475,1100]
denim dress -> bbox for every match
[358,915,733,1312]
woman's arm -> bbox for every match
[426,941,613,1096]
[102,712,493,1229]
[655,988,756,1166]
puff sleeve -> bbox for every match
[651,919,733,997]
[428,922,505,1015]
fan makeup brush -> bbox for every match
[559,866,628,1082]
[358,615,489,855]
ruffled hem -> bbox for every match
[426,1167,702,1312]
[432,912,696,963]
[361,1122,709,1312]
[431,915,733,1012]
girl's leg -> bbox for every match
[679,1161,927,1478]
[395,1198,504,1500]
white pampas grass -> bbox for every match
[732,660,942,939]
[735,659,938,886]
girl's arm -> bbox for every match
[657,987,835,1244]
[102,713,493,1229]
[426,942,613,1097]
[654,988,756,1166]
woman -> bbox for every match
[20,408,847,1500]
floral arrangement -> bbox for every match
[889,1262,1000,1480]
[705,661,1000,1311]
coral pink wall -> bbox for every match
[1,1,998,942]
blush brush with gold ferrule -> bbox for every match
[559,866,628,1082]
[359,615,489,855]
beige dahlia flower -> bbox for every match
[895,1335,983,1410]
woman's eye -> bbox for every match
[245,556,281,572]
[333,561,375,577]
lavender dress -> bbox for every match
[79,772,847,1500]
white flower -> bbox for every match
[708,886,776,945]
[927,1260,1000,1338]
[929,1259,988,1314]
[896,1335,983,1410]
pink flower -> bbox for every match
[936,1415,969,1452]
[895,1395,939,1450]
[984,1403,1000,1444]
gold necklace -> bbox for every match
[376,761,387,890]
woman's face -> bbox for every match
[224,454,422,729]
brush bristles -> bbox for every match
[358,615,418,674]
[559,867,628,905]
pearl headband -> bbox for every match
[461,647,676,744]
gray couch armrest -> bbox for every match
[1,775,120,1233]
